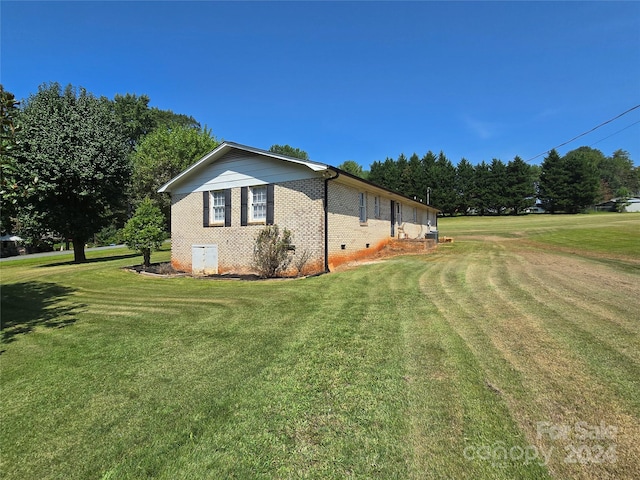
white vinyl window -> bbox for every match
[374,196,380,218]
[211,191,225,224]
[359,192,367,223]
[250,186,267,222]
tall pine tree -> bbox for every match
[506,156,535,214]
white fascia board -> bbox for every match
[158,142,328,193]
[157,143,230,193]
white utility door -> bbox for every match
[192,245,218,275]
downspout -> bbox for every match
[324,170,340,272]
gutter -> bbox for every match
[324,169,340,272]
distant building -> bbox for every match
[594,197,640,213]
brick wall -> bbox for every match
[170,177,325,275]
[326,179,436,269]
[170,174,438,275]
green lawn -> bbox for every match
[1,214,639,479]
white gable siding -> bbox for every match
[168,151,320,195]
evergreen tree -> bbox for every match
[455,158,475,215]
[421,151,437,206]
[432,152,457,215]
[506,156,535,214]
[473,161,491,215]
[396,153,411,195]
[539,147,600,213]
[122,198,166,269]
[539,149,566,213]
[407,153,425,200]
[562,147,601,213]
[487,159,508,214]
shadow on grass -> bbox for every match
[0,281,86,345]
[39,252,140,268]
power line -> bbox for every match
[525,104,640,162]
[589,120,640,148]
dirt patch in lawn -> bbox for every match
[332,238,438,272]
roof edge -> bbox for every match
[158,141,329,193]
[157,141,441,212]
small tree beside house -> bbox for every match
[123,198,166,269]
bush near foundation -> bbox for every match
[252,225,292,278]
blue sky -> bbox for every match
[2,1,639,168]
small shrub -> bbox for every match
[155,262,176,275]
[252,225,292,278]
[293,249,311,276]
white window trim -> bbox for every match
[249,185,267,223]
[374,196,380,218]
[210,190,225,225]
[359,192,367,224]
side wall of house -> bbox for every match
[171,177,325,275]
[326,180,437,269]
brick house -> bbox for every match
[158,142,439,275]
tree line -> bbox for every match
[0,82,318,262]
[364,147,638,216]
[1,83,218,261]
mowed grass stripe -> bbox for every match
[502,249,640,414]
[410,250,551,479]
[485,242,640,479]
[512,247,639,333]
[419,239,638,479]
[150,265,413,479]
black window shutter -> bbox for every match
[203,191,210,227]
[224,189,232,227]
[266,184,275,225]
[241,187,248,226]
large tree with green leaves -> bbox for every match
[112,93,201,151]
[269,144,309,160]
[15,83,130,262]
[131,124,218,226]
[337,160,365,178]
[1,85,23,234]
[597,149,638,199]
